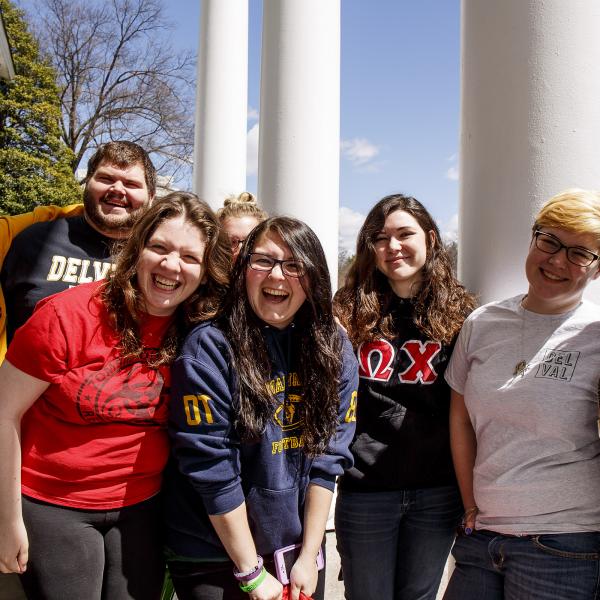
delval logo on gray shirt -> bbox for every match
[535,349,580,381]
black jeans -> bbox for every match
[20,494,164,600]
[168,553,326,600]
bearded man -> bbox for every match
[1,141,156,348]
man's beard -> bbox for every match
[83,187,147,236]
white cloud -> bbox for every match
[445,165,459,181]
[339,206,366,253]
[441,213,459,243]
[247,123,259,176]
[341,138,380,166]
[248,106,259,121]
[445,152,459,181]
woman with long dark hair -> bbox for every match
[334,194,476,600]
[0,192,230,599]
[164,216,358,600]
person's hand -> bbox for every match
[248,569,283,600]
[461,506,478,536]
[288,552,318,600]
[281,587,313,600]
[0,518,28,574]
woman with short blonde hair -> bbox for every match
[444,189,600,600]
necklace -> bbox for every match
[513,360,527,377]
[513,295,528,377]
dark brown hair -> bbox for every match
[102,191,231,365]
[86,141,157,198]
[335,194,476,346]
[223,216,341,455]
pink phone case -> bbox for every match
[273,543,325,585]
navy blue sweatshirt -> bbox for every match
[164,321,358,559]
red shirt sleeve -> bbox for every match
[6,296,68,384]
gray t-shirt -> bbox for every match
[446,295,600,534]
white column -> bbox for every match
[258,0,341,288]
[459,0,600,303]
[193,0,248,210]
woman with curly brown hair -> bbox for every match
[334,194,476,600]
[0,192,230,599]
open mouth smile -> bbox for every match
[540,268,567,282]
[153,274,180,291]
[262,287,289,303]
[102,195,129,208]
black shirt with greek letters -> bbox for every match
[339,297,457,491]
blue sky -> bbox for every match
[18,0,461,252]
[162,1,460,252]
[167,0,460,249]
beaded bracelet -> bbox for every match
[239,567,267,593]
[233,555,264,582]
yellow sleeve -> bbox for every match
[0,204,83,363]
[0,204,83,268]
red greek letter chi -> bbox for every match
[398,340,441,384]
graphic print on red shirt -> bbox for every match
[76,353,166,425]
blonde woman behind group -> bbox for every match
[218,192,267,261]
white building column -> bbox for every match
[258,0,341,288]
[459,0,600,303]
[193,0,248,210]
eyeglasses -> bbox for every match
[228,237,245,251]
[533,230,600,267]
[248,253,305,277]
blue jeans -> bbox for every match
[443,529,600,600]
[335,486,462,600]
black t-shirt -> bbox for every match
[1,216,113,342]
[340,298,457,491]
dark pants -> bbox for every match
[20,495,164,600]
[335,486,462,600]
[168,554,326,600]
[443,529,600,600]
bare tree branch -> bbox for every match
[29,0,194,183]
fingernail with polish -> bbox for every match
[465,527,472,536]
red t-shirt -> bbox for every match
[6,280,172,509]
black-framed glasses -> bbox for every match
[229,237,245,251]
[533,230,600,267]
[248,253,305,277]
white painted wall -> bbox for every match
[258,0,341,289]
[193,0,248,210]
[460,0,600,304]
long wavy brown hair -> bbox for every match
[335,194,476,346]
[222,216,341,455]
[102,192,231,366]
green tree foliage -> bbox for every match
[338,249,354,289]
[445,240,458,274]
[0,0,80,214]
